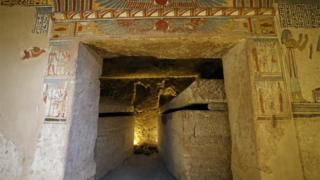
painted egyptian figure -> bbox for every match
[281,29,308,102]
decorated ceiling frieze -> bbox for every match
[1,0,275,10]
[49,0,275,21]
[51,0,275,12]
[1,0,276,21]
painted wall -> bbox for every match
[29,41,79,180]
[276,7,320,178]
[1,2,320,180]
[245,38,305,180]
[280,28,320,180]
[0,7,48,180]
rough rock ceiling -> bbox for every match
[101,56,223,79]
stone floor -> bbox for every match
[101,154,176,180]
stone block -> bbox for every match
[160,79,226,113]
[160,110,232,180]
[95,116,134,180]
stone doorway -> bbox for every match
[61,42,234,180]
[95,55,231,180]
[33,39,261,180]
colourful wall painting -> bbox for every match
[0,0,49,6]
[43,79,68,119]
[52,0,93,12]
[46,0,275,21]
[32,7,51,34]
[50,16,275,39]
[51,22,76,39]
[42,41,78,122]
[248,39,289,119]
[21,47,46,60]
[281,29,309,102]
[255,81,288,117]
[95,0,228,9]
[251,17,275,35]
[49,0,274,12]
[248,39,281,76]
[46,44,76,76]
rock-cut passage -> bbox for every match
[101,154,176,180]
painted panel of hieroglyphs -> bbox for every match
[32,7,51,34]
[279,3,320,28]
[46,45,75,76]
[248,39,289,119]
[0,0,48,6]
[43,79,68,119]
[43,42,77,122]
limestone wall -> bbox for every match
[63,44,102,180]
[222,41,261,180]
[95,116,134,180]
[159,110,232,180]
[161,79,226,113]
[0,7,48,180]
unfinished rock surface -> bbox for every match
[95,116,134,180]
[159,110,232,180]
[161,79,226,113]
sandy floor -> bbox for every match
[101,154,177,180]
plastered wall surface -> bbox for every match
[255,120,304,180]
[280,29,320,180]
[278,29,320,102]
[0,133,22,180]
[0,7,48,180]
[296,118,320,180]
[95,116,134,180]
[29,123,68,180]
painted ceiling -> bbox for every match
[51,0,275,12]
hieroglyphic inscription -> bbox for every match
[279,3,320,28]
[313,88,320,103]
[42,42,77,123]
[248,39,290,119]
[43,79,68,119]
[0,0,48,6]
[32,7,51,34]
[47,45,74,76]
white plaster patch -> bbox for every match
[29,124,67,180]
[0,133,23,180]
